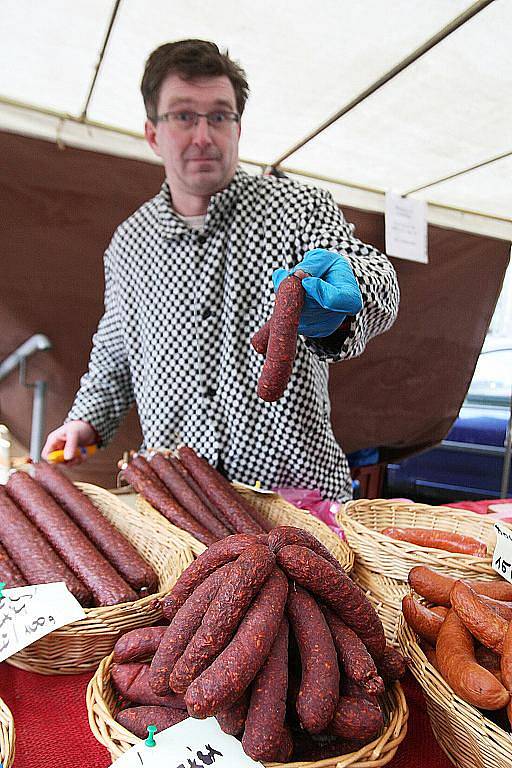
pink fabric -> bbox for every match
[446,498,512,522]
[274,487,344,537]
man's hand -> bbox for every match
[272,248,363,338]
[41,420,97,465]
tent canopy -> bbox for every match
[0,0,510,239]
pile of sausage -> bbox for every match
[403,565,512,722]
[0,463,157,607]
[122,445,272,547]
[111,527,407,762]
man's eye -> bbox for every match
[175,111,194,123]
[209,112,227,123]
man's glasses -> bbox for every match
[153,110,240,131]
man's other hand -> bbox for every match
[41,420,97,464]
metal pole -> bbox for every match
[501,386,512,498]
[30,380,47,462]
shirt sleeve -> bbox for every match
[66,241,134,445]
[292,185,400,362]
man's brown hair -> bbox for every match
[141,39,249,122]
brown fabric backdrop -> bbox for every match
[1,131,510,487]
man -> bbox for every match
[42,39,399,500]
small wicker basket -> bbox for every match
[137,485,354,573]
[398,614,512,768]
[0,696,15,768]
[87,652,409,768]
[7,483,194,675]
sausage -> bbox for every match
[436,610,509,709]
[329,696,384,741]
[475,645,502,682]
[381,527,487,557]
[168,456,235,532]
[273,726,294,762]
[401,594,446,645]
[286,587,339,733]
[276,544,386,659]
[122,462,216,546]
[256,272,306,402]
[500,622,512,726]
[161,534,260,621]
[450,580,508,654]
[170,544,276,693]
[178,446,267,534]
[0,485,91,605]
[216,691,250,736]
[149,453,231,539]
[408,565,512,606]
[116,706,188,738]
[113,626,167,664]
[185,567,288,717]
[250,319,270,356]
[111,663,187,709]
[150,564,231,695]
[376,646,408,684]
[34,461,158,595]
[419,639,439,670]
[321,607,383,694]
[242,616,289,760]
[130,454,169,493]
[6,471,137,606]
[268,525,344,573]
[0,540,26,587]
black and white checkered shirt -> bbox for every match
[68,169,399,500]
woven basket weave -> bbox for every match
[352,566,408,647]
[87,652,408,768]
[137,484,354,572]
[398,615,512,768]
[0,696,15,768]
[6,483,194,675]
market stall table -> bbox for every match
[0,664,451,768]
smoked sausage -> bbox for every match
[408,565,512,606]
[381,527,487,557]
[216,692,250,736]
[130,454,168,492]
[111,663,187,708]
[329,696,384,741]
[116,706,187,738]
[376,646,408,684]
[113,626,167,664]
[268,525,343,572]
[168,456,234,532]
[401,593,446,645]
[450,580,508,654]
[0,540,26,587]
[322,607,382,693]
[500,622,512,726]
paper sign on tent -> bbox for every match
[385,191,428,264]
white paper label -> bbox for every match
[0,581,86,661]
[492,522,512,583]
[110,717,263,768]
[385,191,428,263]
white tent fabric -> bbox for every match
[0,0,510,238]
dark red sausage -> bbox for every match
[322,607,382,694]
[34,461,158,595]
[111,663,187,708]
[0,485,91,605]
[242,616,289,761]
[0,540,26,587]
[150,564,231,696]
[250,319,270,356]
[330,696,384,741]
[256,273,306,402]
[216,691,250,736]
[185,567,288,717]
[178,446,267,534]
[277,545,386,659]
[376,646,408,684]
[149,453,231,539]
[116,706,188,738]
[168,456,235,532]
[161,534,260,621]
[113,626,167,664]
[268,525,343,572]
[287,586,339,733]
[170,544,276,693]
[130,454,168,492]
[6,472,136,606]
[122,462,216,546]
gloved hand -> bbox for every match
[272,248,363,338]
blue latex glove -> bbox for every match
[272,249,363,338]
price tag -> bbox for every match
[110,717,263,768]
[492,522,512,583]
[0,582,86,662]
[385,191,428,263]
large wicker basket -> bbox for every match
[87,652,408,768]
[398,615,512,768]
[7,483,194,675]
[137,485,354,573]
[0,696,15,768]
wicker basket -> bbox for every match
[87,652,408,768]
[137,485,354,572]
[0,696,15,768]
[6,483,194,675]
[352,566,408,647]
[398,615,512,768]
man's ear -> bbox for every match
[144,119,161,157]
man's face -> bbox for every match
[145,74,241,205]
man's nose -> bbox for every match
[191,115,213,145]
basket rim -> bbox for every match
[87,653,408,768]
[0,695,15,768]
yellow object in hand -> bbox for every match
[47,445,97,463]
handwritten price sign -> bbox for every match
[111,717,263,768]
[492,523,512,584]
[0,582,85,662]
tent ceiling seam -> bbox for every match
[80,0,122,121]
[270,0,496,168]
[403,149,512,196]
